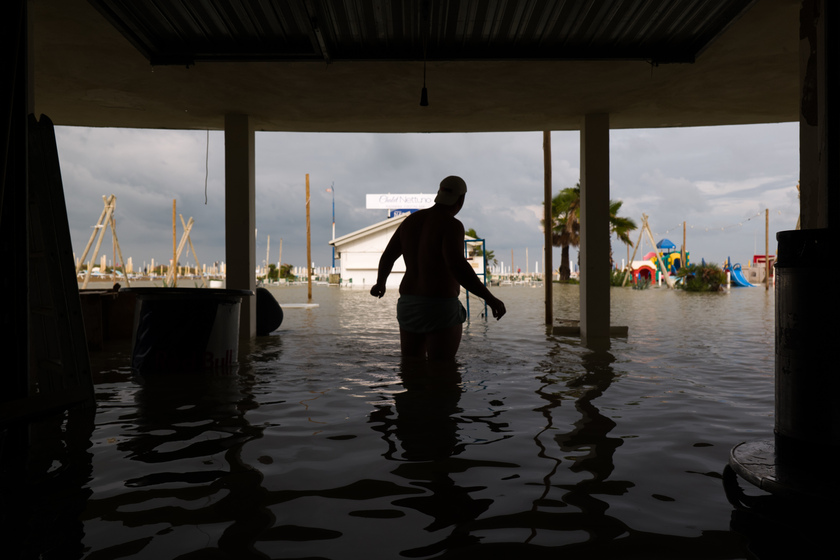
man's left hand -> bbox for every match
[370,284,386,298]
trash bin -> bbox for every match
[122,288,252,374]
[775,229,840,457]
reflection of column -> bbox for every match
[556,351,623,480]
[529,348,630,544]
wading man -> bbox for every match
[370,176,506,360]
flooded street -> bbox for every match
[7,283,788,558]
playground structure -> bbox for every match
[724,255,776,288]
[645,238,689,274]
[623,215,688,288]
[627,242,690,285]
[621,213,776,290]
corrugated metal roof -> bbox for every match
[88,0,757,66]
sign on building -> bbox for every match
[366,194,435,210]
[388,209,418,218]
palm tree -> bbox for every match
[543,182,637,280]
[609,199,637,268]
[465,228,497,276]
[542,184,580,281]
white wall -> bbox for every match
[335,218,406,288]
[340,251,405,287]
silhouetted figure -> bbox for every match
[370,176,505,360]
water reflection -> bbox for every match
[510,346,632,548]
[82,371,274,558]
[1,405,95,559]
[369,359,517,556]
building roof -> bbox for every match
[330,213,409,248]
[330,211,477,250]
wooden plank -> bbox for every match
[13,113,95,424]
[552,325,629,337]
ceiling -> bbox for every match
[87,0,756,65]
[31,0,800,133]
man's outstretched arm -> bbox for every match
[442,221,506,320]
[370,227,402,298]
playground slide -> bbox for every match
[729,265,757,287]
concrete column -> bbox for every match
[224,114,256,339]
[579,114,611,349]
[543,130,553,327]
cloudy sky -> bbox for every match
[55,122,799,275]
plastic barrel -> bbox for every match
[123,288,252,374]
[775,229,840,457]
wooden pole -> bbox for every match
[82,196,116,288]
[543,130,553,326]
[765,208,770,290]
[109,199,130,287]
[172,199,177,287]
[643,217,674,288]
[165,217,194,285]
[306,174,312,301]
[681,221,687,268]
[621,217,645,286]
[180,214,207,288]
[77,194,113,274]
[626,242,630,272]
[79,196,109,273]
[112,214,117,283]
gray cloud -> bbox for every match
[56,123,799,275]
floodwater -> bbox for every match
[6,283,806,559]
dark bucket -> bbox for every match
[122,288,252,374]
[775,229,840,457]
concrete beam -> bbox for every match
[224,114,256,339]
[579,114,611,350]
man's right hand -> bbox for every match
[370,284,386,298]
[488,297,506,320]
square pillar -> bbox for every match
[580,114,611,349]
[224,114,256,339]
[799,0,840,232]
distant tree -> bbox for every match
[279,263,295,279]
[543,182,637,279]
[542,183,581,281]
[677,263,725,292]
[609,199,637,268]
[465,228,497,275]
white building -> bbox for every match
[329,214,409,288]
[329,213,482,288]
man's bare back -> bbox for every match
[393,206,463,298]
[370,176,505,360]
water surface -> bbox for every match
[12,284,782,558]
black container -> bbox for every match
[775,229,840,457]
[122,288,252,374]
